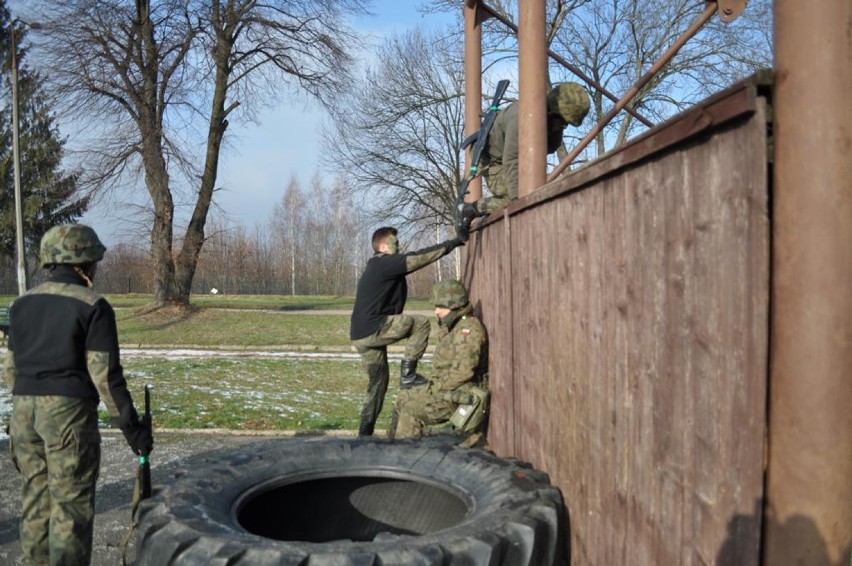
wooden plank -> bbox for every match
[466,217,515,454]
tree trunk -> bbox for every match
[138,1,178,307]
[174,12,234,305]
[144,151,176,306]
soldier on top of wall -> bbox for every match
[458,82,590,238]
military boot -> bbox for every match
[400,359,428,389]
[358,420,375,437]
[455,202,481,241]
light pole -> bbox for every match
[10,20,43,295]
[10,20,42,295]
[10,22,27,295]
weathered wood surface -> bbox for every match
[465,80,770,565]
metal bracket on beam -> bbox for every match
[715,0,747,23]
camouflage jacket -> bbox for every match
[430,304,488,392]
[485,100,567,194]
[4,266,135,422]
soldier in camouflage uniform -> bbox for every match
[457,82,590,235]
[351,227,465,437]
[392,280,488,439]
[4,224,152,566]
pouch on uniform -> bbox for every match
[449,384,490,433]
[6,421,20,473]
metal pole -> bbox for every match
[464,1,483,202]
[546,2,717,183]
[11,25,28,295]
[766,0,852,563]
[517,0,547,197]
[480,2,654,129]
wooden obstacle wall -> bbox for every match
[464,77,771,565]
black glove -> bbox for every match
[117,406,153,456]
[122,421,153,456]
[444,237,465,252]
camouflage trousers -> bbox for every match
[352,314,431,428]
[393,387,457,439]
[10,395,101,566]
[477,162,515,214]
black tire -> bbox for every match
[136,436,566,565]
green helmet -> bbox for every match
[430,279,469,310]
[547,82,590,126]
[40,224,107,267]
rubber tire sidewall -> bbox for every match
[136,436,566,566]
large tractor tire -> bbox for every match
[136,436,567,565]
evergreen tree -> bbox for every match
[0,0,87,272]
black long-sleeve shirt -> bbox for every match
[350,241,456,340]
[4,266,135,420]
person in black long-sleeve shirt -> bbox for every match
[4,224,152,565]
[350,227,464,436]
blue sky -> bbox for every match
[77,1,453,244]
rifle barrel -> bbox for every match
[140,385,152,499]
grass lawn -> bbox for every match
[116,308,354,348]
[106,293,359,310]
[2,293,441,433]
[114,356,436,432]
[0,293,434,312]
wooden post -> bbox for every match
[517,0,547,197]
[766,0,852,563]
[464,1,483,202]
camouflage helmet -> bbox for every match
[40,224,107,267]
[430,279,469,310]
[547,82,590,126]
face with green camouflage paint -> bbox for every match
[385,234,399,254]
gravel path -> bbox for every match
[0,431,357,565]
[0,309,437,563]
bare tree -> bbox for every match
[26,0,367,306]
[191,215,288,295]
[552,0,772,153]
[96,241,154,294]
[323,28,466,240]
[310,176,363,295]
[426,0,771,156]
[92,176,444,296]
[270,174,365,295]
[272,176,306,295]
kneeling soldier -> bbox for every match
[393,280,488,439]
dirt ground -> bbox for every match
[0,430,357,565]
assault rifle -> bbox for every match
[121,385,152,564]
[454,79,510,237]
